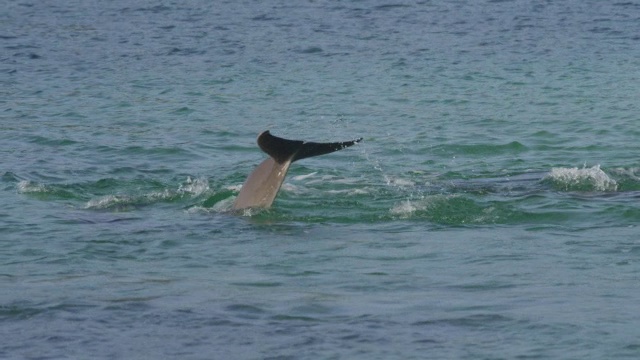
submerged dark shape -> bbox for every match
[233,131,362,210]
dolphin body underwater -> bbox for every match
[233,131,362,210]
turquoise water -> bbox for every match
[3,1,640,358]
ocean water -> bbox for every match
[2,0,640,358]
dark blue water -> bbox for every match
[3,1,640,358]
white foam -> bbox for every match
[291,172,317,181]
[239,207,262,217]
[281,183,305,194]
[212,197,236,212]
[178,176,210,196]
[545,165,617,191]
[384,175,415,187]
[392,178,415,187]
[326,187,371,196]
[226,184,243,192]
[85,194,131,209]
[186,205,210,214]
[145,189,173,201]
[390,200,422,217]
[305,174,337,185]
[390,195,461,219]
[187,196,236,214]
[611,167,640,181]
[16,180,45,193]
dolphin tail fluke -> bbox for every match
[257,130,362,163]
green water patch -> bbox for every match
[201,189,236,208]
[388,195,553,226]
[26,135,79,147]
[236,192,574,228]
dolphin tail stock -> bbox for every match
[232,130,362,210]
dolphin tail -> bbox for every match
[232,130,362,210]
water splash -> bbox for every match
[389,195,504,225]
[291,172,317,181]
[84,190,177,210]
[390,199,422,218]
[17,180,46,194]
[85,194,134,210]
[177,176,210,196]
[543,165,617,192]
[84,177,211,210]
[16,180,76,200]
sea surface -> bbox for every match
[2,0,640,359]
